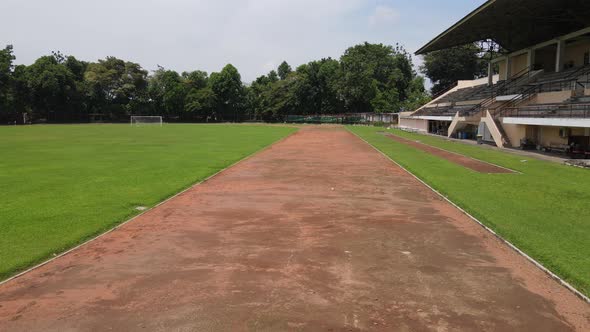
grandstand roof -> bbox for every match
[416,0,590,55]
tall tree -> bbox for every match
[26,54,81,120]
[294,58,342,115]
[0,45,15,111]
[10,65,30,115]
[184,86,216,120]
[402,76,431,112]
[182,70,208,90]
[339,42,415,113]
[278,61,292,80]
[209,64,245,121]
[421,43,487,95]
[85,57,148,115]
[148,67,187,116]
[267,70,279,83]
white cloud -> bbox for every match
[1,0,408,81]
[368,5,400,28]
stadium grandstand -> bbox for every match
[401,0,590,157]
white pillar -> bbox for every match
[556,40,565,72]
[504,56,512,80]
[488,62,493,86]
[527,49,535,70]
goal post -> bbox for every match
[130,116,163,126]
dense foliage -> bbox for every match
[421,43,488,95]
[0,43,429,123]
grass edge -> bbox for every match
[346,126,590,303]
[0,127,299,286]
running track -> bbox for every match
[0,127,588,331]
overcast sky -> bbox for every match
[2,0,485,82]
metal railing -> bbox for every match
[430,82,458,101]
[528,65,590,93]
[458,66,532,117]
[502,103,590,118]
[493,84,539,116]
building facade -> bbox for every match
[401,0,590,156]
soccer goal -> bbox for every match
[130,116,163,126]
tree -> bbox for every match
[85,57,148,115]
[0,45,15,111]
[0,41,430,123]
[148,67,187,116]
[402,76,431,112]
[278,61,292,80]
[185,86,215,120]
[259,74,298,120]
[339,42,415,113]
[26,54,81,120]
[421,43,487,95]
[182,70,208,90]
[209,64,245,121]
[10,65,30,115]
[294,58,342,115]
[267,70,279,83]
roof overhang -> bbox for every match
[416,0,590,55]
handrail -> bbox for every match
[450,65,590,118]
[502,102,590,118]
[491,65,590,118]
[431,82,458,101]
[528,65,590,94]
[458,66,533,117]
[493,84,539,118]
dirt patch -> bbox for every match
[386,133,515,174]
[0,127,587,331]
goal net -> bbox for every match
[130,116,163,126]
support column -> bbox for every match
[556,39,565,72]
[488,62,494,86]
[527,49,535,70]
[504,56,512,80]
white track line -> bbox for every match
[0,129,299,287]
[348,128,590,304]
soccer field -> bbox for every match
[349,126,590,297]
[0,124,297,280]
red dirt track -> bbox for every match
[386,134,514,173]
[0,127,588,331]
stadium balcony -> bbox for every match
[501,103,590,119]
[413,105,476,118]
[401,0,590,148]
[422,64,590,119]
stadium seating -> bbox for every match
[419,64,590,118]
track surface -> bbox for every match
[386,134,513,173]
[0,127,588,331]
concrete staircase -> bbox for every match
[482,110,511,148]
[493,117,511,147]
[446,112,462,138]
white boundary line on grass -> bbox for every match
[385,130,520,174]
[348,128,590,304]
[0,128,299,287]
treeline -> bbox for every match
[0,43,430,124]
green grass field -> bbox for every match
[348,126,590,297]
[0,124,296,280]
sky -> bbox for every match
[2,0,486,82]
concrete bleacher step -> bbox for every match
[573,96,590,103]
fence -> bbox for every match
[285,113,398,125]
